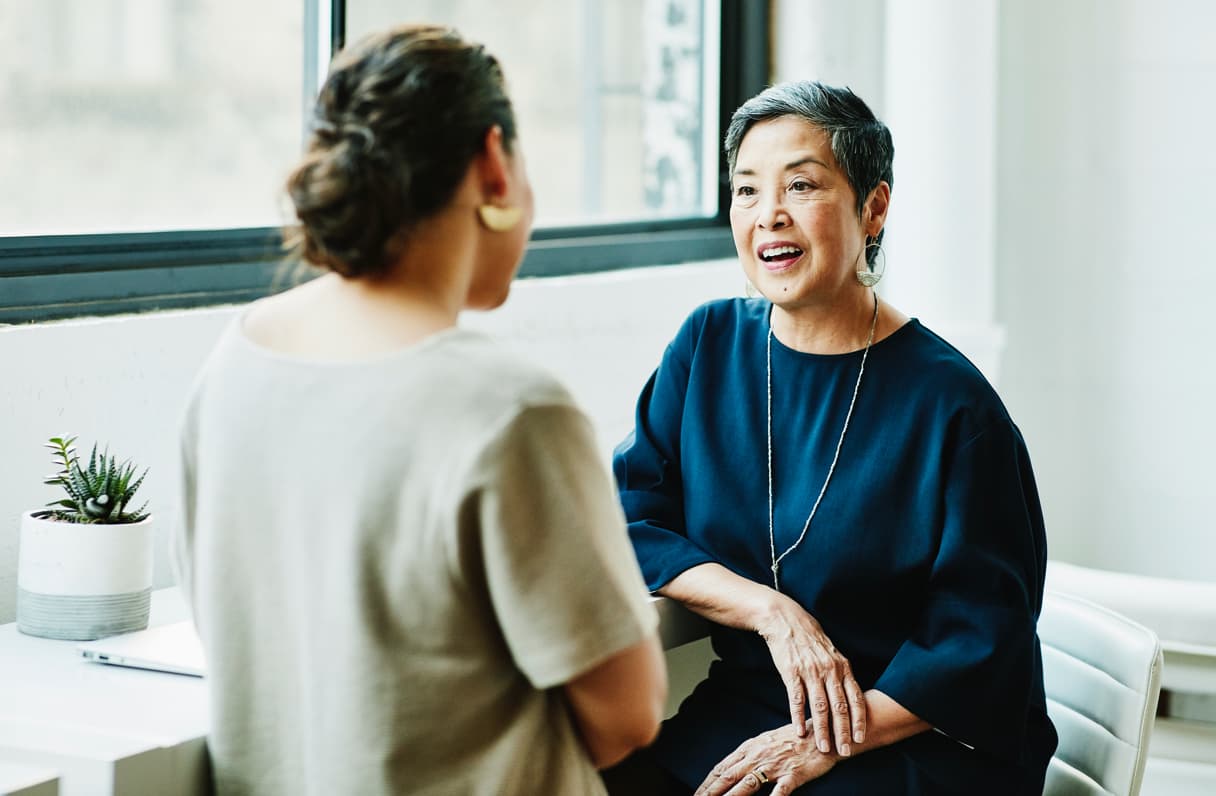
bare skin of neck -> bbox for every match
[769,288,910,355]
[245,188,483,360]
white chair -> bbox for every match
[1047,561,1216,795]
[1040,588,1164,796]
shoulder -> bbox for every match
[683,296,766,333]
[180,316,246,415]
[435,330,578,418]
[668,297,767,358]
[885,320,1017,436]
[426,333,597,468]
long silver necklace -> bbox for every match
[767,293,879,590]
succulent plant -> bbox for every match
[33,435,150,524]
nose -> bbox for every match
[756,194,789,230]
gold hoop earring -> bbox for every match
[477,204,522,232]
[856,239,886,287]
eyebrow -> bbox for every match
[733,156,829,177]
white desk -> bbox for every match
[0,590,708,796]
[0,589,209,796]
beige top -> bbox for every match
[173,320,657,796]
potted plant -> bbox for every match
[16,435,154,640]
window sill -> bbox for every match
[0,225,735,325]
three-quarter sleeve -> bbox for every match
[873,416,1048,763]
[613,311,719,591]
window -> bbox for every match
[0,0,303,237]
[348,0,720,227]
[0,1,767,323]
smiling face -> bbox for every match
[730,116,884,312]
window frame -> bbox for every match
[0,0,768,325]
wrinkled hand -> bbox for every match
[693,723,836,796]
[756,594,866,756]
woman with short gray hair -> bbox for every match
[608,80,1057,795]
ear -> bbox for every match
[862,181,891,237]
[477,125,511,203]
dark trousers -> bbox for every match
[601,748,693,796]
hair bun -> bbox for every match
[283,25,518,278]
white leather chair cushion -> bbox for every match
[1047,561,1216,653]
[1040,589,1163,796]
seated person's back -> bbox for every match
[173,25,665,796]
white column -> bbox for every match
[772,0,886,108]
[880,0,1004,380]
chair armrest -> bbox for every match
[649,595,712,650]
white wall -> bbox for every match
[0,260,744,624]
[995,0,1216,580]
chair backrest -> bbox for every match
[1040,588,1163,796]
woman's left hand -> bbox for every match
[693,723,836,796]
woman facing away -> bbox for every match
[172,25,665,795]
[607,80,1058,795]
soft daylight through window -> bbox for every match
[0,0,303,236]
[346,0,721,227]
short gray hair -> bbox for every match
[724,81,894,261]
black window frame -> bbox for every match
[0,0,768,325]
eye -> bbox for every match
[790,179,816,192]
[734,185,756,197]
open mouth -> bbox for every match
[758,244,804,264]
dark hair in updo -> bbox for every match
[725,81,893,265]
[284,25,517,278]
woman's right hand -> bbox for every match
[657,563,867,755]
[754,593,867,757]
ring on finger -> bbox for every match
[752,768,770,784]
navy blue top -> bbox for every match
[613,298,1057,794]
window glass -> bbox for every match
[0,0,303,236]
[345,0,720,227]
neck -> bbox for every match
[338,273,460,331]
[362,207,481,323]
[770,289,878,354]
[299,211,479,352]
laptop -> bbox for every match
[77,620,206,677]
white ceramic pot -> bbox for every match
[16,511,154,640]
